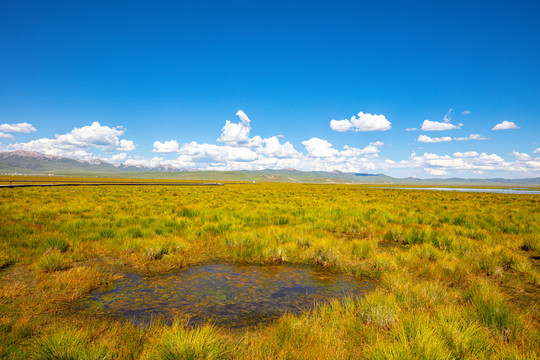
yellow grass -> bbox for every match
[0,182,539,359]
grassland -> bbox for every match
[0,182,539,359]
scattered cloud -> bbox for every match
[302,138,339,158]
[0,132,14,139]
[453,151,479,157]
[330,112,391,132]
[417,135,452,143]
[492,121,518,130]
[420,120,462,131]
[217,110,257,146]
[118,139,136,151]
[454,134,487,141]
[462,110,471,115]
[406,128,417,132]
[408,150,540,176]
[8,122,135,159]
[153,140,180,153]
[340,141,384,157]
[425,168,447,176]
[101,153,127,163]
[0,122,36,133]
[418,134,486,143]
[259,136,301,158]
[443,108,452,122]
[148,111,387,173]
[511,150,531,161]
[533,148,540,155]
[179,141,258,162]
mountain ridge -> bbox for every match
[1,150,539,185]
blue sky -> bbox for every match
[1,0,538,177]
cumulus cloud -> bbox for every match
[0,132,14,139]
[417,135,452,143]
[179,141,258,162]
[259,136,301,158]
[534,148,540,155]
[302,138,339,158]
[330,112,391,132]
[118,139,136,151]
[511,150,531,161]
[406,128,417,132]
[218,110,258,146]
[153,140,180,153]
[8,122,135,160]
[340,141,384,157]
[492,121,518,130]
[453,151,479,157]
[405,150,540,176]
[0,122,36,133]
[101,153,127,163]
[420,120,462,131]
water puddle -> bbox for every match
[80,263,374,328]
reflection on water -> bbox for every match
[81,263,374,328]
[381,187,540,194]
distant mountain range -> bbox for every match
[1,150,539,185]
[0,151,187,174]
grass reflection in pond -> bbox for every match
[81,263,375,328]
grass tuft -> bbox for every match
[154,323,227,360]
[37,251,72,272]
[32,329,111,360]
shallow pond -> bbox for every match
[80,263,374,328]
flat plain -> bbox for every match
[1,180,539,359]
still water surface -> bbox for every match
[381,187,540,194]
[81,263,374,328]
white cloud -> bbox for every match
[0,122,36,133]
[443,109,452,122]
[302,138,339,158]
[406,128,417,132]
[511,150,531,161]
[0,132,14,139]
[218,110,255,146]
[101,153,127,163]
[420,120,462,131]
[330,112,391,132]
[118,139,136,151]
[411,152,512,174]
[462,110,471,115]
[179,141,258,162]
[340,141,383,157]
[329,119,353,132]
[259,136,301,158]
[9,122,135,160]
[492,121,519,130]
[417,135,452,143]
[454,134,487,141]
[153,140,180,153]
[425,168,448,176]
[453,151,479,157]
[533,148,540,155]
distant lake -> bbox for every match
[380,187,540,195]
